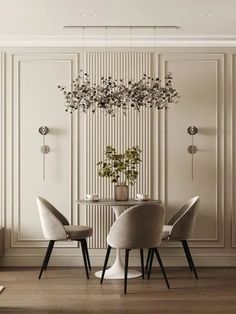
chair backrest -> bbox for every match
[107,203,165,249]
[167,196,200,241]
[36,196,69,241]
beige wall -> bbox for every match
[0,47,235,266]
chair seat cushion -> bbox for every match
[162,225,173,240]
[64,225,93,240]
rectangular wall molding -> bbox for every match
[9,53,78,248]
[159,53,225,248]
[0,52,6,228]
[231,54,236,247]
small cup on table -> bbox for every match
[86,194,99,201]
[136,193,149,201]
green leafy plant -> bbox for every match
[97,146,142,185]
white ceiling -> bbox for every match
[0,0,235,45]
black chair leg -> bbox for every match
[44,240,55,271]
[182,240,193,272]
[145,248,151,272]
[80,239,89,279]
[140,249,144,279]
[84,239,91,271]
[124,249,130,294]
[38,240,54,279]
[147,249,154,279]
[100,245,111,284]
[154,248,170,289]
[184,240,198,279]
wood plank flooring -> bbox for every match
[0,267,236,313]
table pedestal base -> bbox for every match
[95,205,141,279]
[95,255,141,279]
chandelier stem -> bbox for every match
[130,26,133,83]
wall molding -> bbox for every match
[2,36,236,47]
[0,52,6,228]
[231,54,236,247]
[10,53,78,248]
[159,53,225,248]
[2,253,236,267]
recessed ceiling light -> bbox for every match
[91,13,96,17]
[198,13,203,17]
[208,13,212,17]
[81,13,86,17]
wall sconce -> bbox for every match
[39,126,50,181]
[187,126,198,181]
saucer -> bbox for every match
[86,198,100,202]
[135,198,150,201]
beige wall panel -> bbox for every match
[11,53,78,247]
[0,47,233,266]
[80,52,152,248]
[160,54,224,247]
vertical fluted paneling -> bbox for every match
[83,52,152,248]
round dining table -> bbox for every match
[76,198,161,280]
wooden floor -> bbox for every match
[0,267,236,313]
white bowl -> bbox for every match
[136,193,149,200]
[86,194,99,201]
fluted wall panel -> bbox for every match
[83,52,152,248]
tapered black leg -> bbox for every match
[182,240,193,272]
[154,248,170,289]
[124,249,130,294]
[84,239,91,271]
[184,240,198,279]
[44,240,55,271]
[38,240,55,279]
[80,239,89,279]
[147,249,154,279]
[100,245,111,284]
[140,249,144,279]
[145,248,151,272]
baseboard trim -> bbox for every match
[1,254,236,267]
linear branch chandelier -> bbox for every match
[58,26,180,116]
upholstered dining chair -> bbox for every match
[146,196,200,279]
[36,196,93,279]
[100,203,170,294]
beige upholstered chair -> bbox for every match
[37,196,93,279]
[100,203,169,294]
[146,196,200,279]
